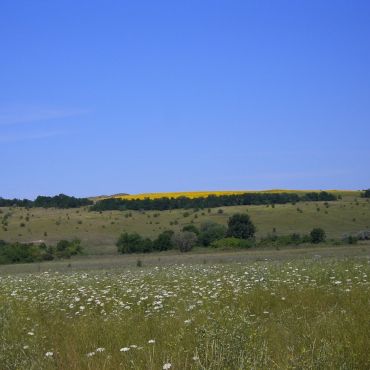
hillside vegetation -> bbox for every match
[0,192,369,255]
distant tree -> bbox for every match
[171,231,197,252]
[198,221,227,246]
[153,230,174,251]
[227,213,256,239]
[116,232,152,254]
[310,228,326,244]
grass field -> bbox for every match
[1,256,370,369]
[1,191,369,369]
[0,193,369,255]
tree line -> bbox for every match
[92,191,337,212]
[0,194,93,208]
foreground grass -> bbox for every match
[1,258,370,369]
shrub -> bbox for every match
[152,230,175,251]
[182,224,200,235]
[198,221,227,246]
[310,228,326,244]
[56,239,83,258]
[171,231,197,252]
[0,239,82,265]
[116,232,153,254]
[227,214,256,239]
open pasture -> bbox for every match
[1,257,370,369]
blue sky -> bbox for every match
[1,0,369,199]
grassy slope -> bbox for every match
[0,193,369,255]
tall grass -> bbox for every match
[1,258,370,369]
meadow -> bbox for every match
[0,193,369,255]
[1,192,370,369]
[1,257,370,369]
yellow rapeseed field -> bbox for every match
[115,191,248,200]
[110,189,360,200]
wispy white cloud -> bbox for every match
[0,104,89,126]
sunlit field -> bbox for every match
[1,258,370,369]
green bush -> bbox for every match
[182,224,200,235]
[56,239,83,258]
[227,213,256,239]
[116,232,153,254]
[198,221,227,246]
[152,230,175,251]
[310,228,326,244]
[0,239,82,265]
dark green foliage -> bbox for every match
[91,191,337,212]
[56,239,83,258]
[171,231,198,252]
[198,221,227,246]
[116,232,153,254]
[310,228,326,244]
[34,194,93,208]
[0,194,92,208]
[362,189,370,198]
[152,230,175,251]
[227,213,256,239]
[0,239,82,265]
[182,224,200,235]
[0,198,33,207]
